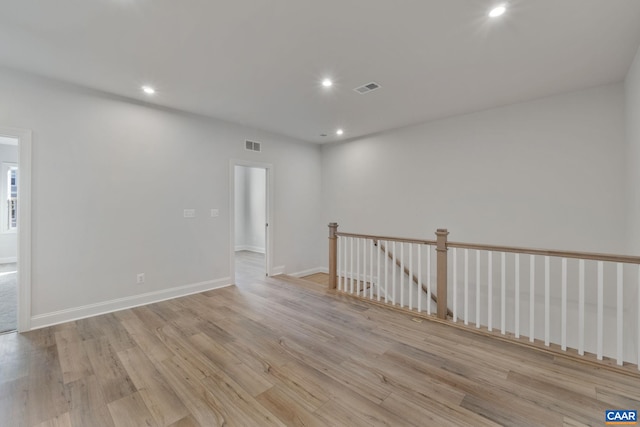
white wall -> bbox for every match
[626,45,640,255]
[234,166,266,253]
[0,67,323,327]
[323,83,627,254]
[0,142,17,262]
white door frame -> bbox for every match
[0,126,32,332]
[229,159,273,284]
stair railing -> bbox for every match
[328,223,640,370]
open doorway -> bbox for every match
[233,165,267,283]
[0,136,18,334]
[0,126,31,333]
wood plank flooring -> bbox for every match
[2,269,639,426]
[298,272,329,287]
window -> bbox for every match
[1,163,17,232]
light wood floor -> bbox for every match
[2,272,639,426]
[299,272,329,287]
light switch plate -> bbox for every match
[211,209,219,217]
[184,209,195,218]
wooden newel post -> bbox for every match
[328,223,338,289]
[435,228,449,319]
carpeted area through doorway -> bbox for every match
[0,263,17,333]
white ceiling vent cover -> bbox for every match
[354,82,381,94]
[245,140,261,152]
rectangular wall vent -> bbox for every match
[354,82,381,94]
[245,140,261,152]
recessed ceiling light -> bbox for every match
[142,85,156,95]
[336,129,344,136]
[322,78,333,88]
[488,4,506,18]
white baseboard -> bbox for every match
[0,256,17,264]
[234,245,265,254]
[271,265,285,276]
[290,267,328,278]
[29,277,232,330]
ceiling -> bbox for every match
[1,1,640,144]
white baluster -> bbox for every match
[426,245,431,315]
[561,258,567,351]
[370,239,374,300]
[362,238,367,297]
[617,263,623,366]
[545,256,550,346]
[362,238,366,294]
[364,238,369,297]
[453,247,458,322]
[350,237,354,294]
[409,244,413,310]
[464,249,469,325]
[343,237,348,293]
[515,253,520,338]
[384,241,389,303]
[377,240,381,301]
[400,243,405,308]
[488,251,493,332]
[392,241,397,305]
[530,255,535,342]
[476,250,481,328]
[501,252,506,335]
[418,245,422,312]
[356,238,361,295]
[337,237,341,291]
[597,261,603,360]
[578,259,585,356]
[358,239,367,296]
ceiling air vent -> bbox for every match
[354,82,381,94]
[245,140,261,152]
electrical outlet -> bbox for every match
[136,273,145,284]
[211,209,219,217]
[184,209,195,218]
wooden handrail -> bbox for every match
[375,240,453,318]
[336,231,436,246]
[447,241,640,264]
[335,231,640,264]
